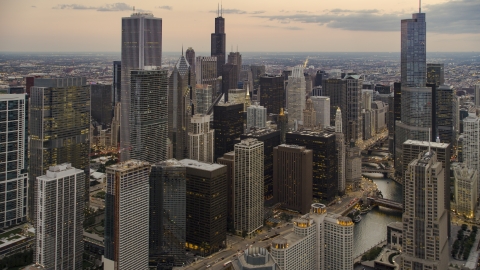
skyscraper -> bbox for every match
[129,69,168,163]
[246,104,267,131]
[402,151,449,270]
[195,84,213,115]
[104,160,150,270]
[286,65,306,129]
[111,102,121,149]
[211,8,226,76]
[29,77,90,220]
[335,108,346,194]
[259,75,284,115]
[149,160,186,267]
[91,83,113,125]
[113,61,121,104]
[273,145,313,214]
[217,151,235,231]
[436,84,454,144]
[168,55,195,160]
[212,102,244,161]
[475,84,480,107]
[195,56,217,88]
[222,63,238,101]
[120,13,162,161]
[228,51,242,82]
[234,139,264,235]
[185,47,195,72]
[34,163,84,269]
[462,113,480,195]
[277,108,288,144]
[454,163,477,219]
[311,96,330,128]
[303,98,316,129]
[401,11,426,88]
[188,114,214,163]
[342,75,363,144]
[179,159,227,256]
[426,63,444,87]
[0,94,28,228]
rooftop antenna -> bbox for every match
[182,44,184,56]
[221,1,223,17]
[217,3,219,17]
[419,0,421,13]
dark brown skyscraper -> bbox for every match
[211,8,226,76]
[212,103,244,160]
[259,75,284,115]
[273,145,313,214]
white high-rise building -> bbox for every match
[188,114,214,163]
[454,163,478,219]
[104,160,150,270]
[234,138,264,235]
[462,113,480,195]
[0,94,27,228]
[311,96,331,128]
[34,163,84,269]
[247,104,267,131]
[270,203,354,270]
[286,65,306,129]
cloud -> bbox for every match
[253,0,479,34]
[31,6,36,8]
[157,5,172,11]
[52,2,149,12]
[261,25,303,31]
[209,9,265,15]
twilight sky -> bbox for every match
[0,0,478,52]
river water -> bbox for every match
[353,178,403,257]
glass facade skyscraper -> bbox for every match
[401,12,426,88]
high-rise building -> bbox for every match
[375,84,391,94]
[303,98,316,129]
[211,9,226,76]
[222,63,238,101]
[195,56,217,91]
[246,104,267,131]
[111,102,121,149]
[195,84,213,115]
[0,94,28,228]
[311,96,330,128]
[29,77,90,220]
[426,63,444,87]
[345,146,362,191]
[324,213,354,270]
[185,47,195,72]
[113,61,121,104]
[168,55,195,160]
[217,151,235,232]
[475,84,480,107]
[342,75,363,144]
[436,84,454,144]
[212,102,244,161]
[104,160,150,270]
[277,108,288,144]
[91,84,113,125]
[286,130,337,201]
[34,163,84,269]
[228,51,242,82]
[130,69,168,163]
[259,75,284,115]
[273,144,312,214]
[120,13,162,161]
[402,151,449,270]
[149,160,186,267]
[234,139,264,235]
[250,65,266,94]
[188,114,214,163]
[179,159,227,256]
[454,163,477,219]
[335,108,346,194]
[286,65,306,129]
[240,129,281,200]
[401,11,426,88]
[462,113,480,195]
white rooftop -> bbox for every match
[179,159,225,172]
[403,139,450,149]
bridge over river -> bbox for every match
[367,197,403,211]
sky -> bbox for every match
[0,0,479,52]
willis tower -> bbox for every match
[211,5,226,77]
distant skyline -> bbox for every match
[0,0,478,53]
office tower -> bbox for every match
[251,65,266,93]
[185,47,195,72]
[402,151,449,270]
[179,159,227,255]
[401,11,426,88]
[111,102,121,148]
[286,130,337,201]
[454,163,477,219]
[29,77,90,220]
[130,69,168,163]
[228,51,242,80]
[195,84,213,114]
[104,160,150,270]
[286,65,306,129]
[436,85,454,144]
[222,63,238,101]
[463,113,480,194]
[217,151,235,231]
[335,108,346,194]
[342,75,363,144]
[113,61,121,104]
[91,84,113,125]
[212,102,244,161]
[211,8,226,76]
[228,88,247,105]
[273,145,312,214]
[310,96,330,128]
[0,95,27,228]
[270,204,354,270]
[314,70,327,86]
[362,109,374,140]
[195,56,217,93]
[303,98,316,129]
[188,114,214,163]
[169,55,195,160]
[375,84,391,94]
[475,84,480,107]
[323,78,344,107]
[427,63,444,87]
[232,247,279,269]
[34,163,84,269]
[240,129,281,200]
[247,104,267,130]
[259,75,284,115]
[149,160,186,267]
[277,108,288,144]
[120,13,162,161]
[345,146,362,191]
[371,101,388,134]
[234,139,264,235]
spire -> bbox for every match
[182,44,184,56]
[217,3,219,17]
[221,1,223,17]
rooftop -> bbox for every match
[403,139,450,149]
[156,159,184,168]
[179,159,225,172]
[107,160,150,172]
